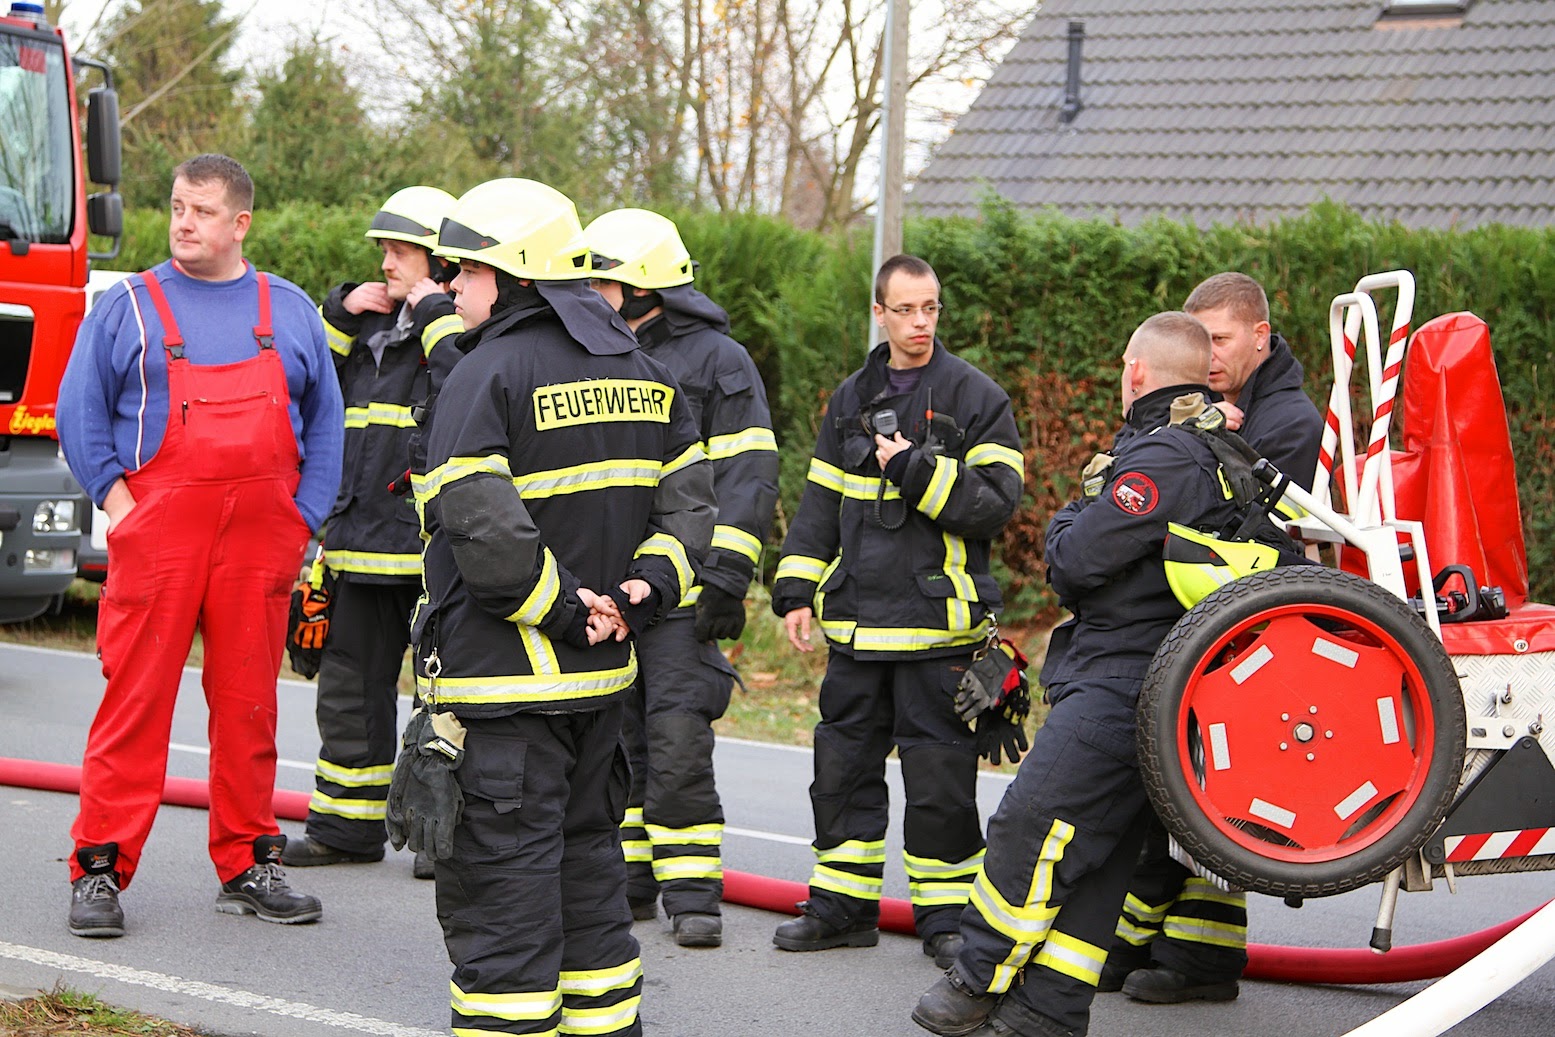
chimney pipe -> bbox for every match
[1061,20,1084,124]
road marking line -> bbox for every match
[0,941,445,1037]
[171,743,313,772]
[726,825,811,846]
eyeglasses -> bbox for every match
[882,303,944,318]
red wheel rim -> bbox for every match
[1174,602,1439,864]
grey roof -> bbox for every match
[910,0,1555,227]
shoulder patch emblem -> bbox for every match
[1111,472,1159,515]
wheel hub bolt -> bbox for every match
[1294,722,1315,742]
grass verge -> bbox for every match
[0,986,210,1036]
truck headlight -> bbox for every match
[34,499,78,533]
[25,548,76,572]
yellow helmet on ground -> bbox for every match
[582,208,694,290]
[1163,523,1284,610]
[434,179,591,281]
[366,186,458,246]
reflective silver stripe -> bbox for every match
[635,532,693,600]
[513,459,662,498]
[816,840,886,865]
[645,823,723,846]
[711,524,762,564]
[416,454,512,503]
[414,656,636,705]
[850,622,990,653]
[810,864,883,899]
[507,548,561,626]
[903,849,985,878]
[314,758,394,788]
[1032,929,1106,985]
[1162,917,1248,948]
[558,996,641,1036]
[918,455,959,519]
[558,957,643,996]
[307,791,386,820]
[652,856,723,882]
[344,403,417,429]
[775,555,828,582]
[422,314,463,356]
[805,457,846,493]
[450,982,561,1021]
[662,442,706,477]
[327,550,422,576]
[707,426,778,459]
[1178,878,1247,908]
[966,442,1025,477]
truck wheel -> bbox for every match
[1138,566,1465,897]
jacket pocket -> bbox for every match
[914,570,999,632]
[458,736,528,855]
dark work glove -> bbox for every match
[975,710,1029,766]
[694,584,747,642]
[605,583,664,637]
[386,709,466,860]
[286,581,332,679]
[953,639,1029,722]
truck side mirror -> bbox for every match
[86,87,121,187]
[87,191,122,261]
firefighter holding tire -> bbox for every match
[770,254,1026,969]
[406,179,714,1037]
[1100,272,1324,1004]
[582,208,780,949]
[912,312,1244,1037]
[283,186,464,877]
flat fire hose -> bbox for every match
[1,754,1542,985]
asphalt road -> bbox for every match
[1,641,1552,1036]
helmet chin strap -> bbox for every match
[424,247,456,285]
[619,287,662,322]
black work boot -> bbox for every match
[911,967,996,1036]
[68,843,125,939]
[924,931,965,969]
[1122,965,1239,1004]
[280,835,384,867]
[772,902,879,952]
[672,912,723,948]
[1096,948,1150,993]
[628,895,659,921]
[216,836,322,924]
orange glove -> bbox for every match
[287,581,333,677]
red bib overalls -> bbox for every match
[71,267,313,886]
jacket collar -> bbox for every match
[1126,383,1210,430]
[860,337,946,403]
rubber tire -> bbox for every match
[1138,566,1466,898]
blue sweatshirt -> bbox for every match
[58,260,344,531]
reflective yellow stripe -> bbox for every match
[817,617,856,642]
[645,823,723,846]
[662,442,706,478]
[652,856,723,882]
[711,525,762,564]
[621,840,652,863]
[676,585,701,609]
[918,455,959,519]
[776,554,828,583]
[910,880,977,907]
[1115,916,1158,946]
[805,457,845,494]
[321,308,352,356]
[811,864,883,899]
[1033,930,1106,986]
[559,997,641,1036]
[903,849,985,879]
[520,624,561,676]
[414,454,512,503]
[941,532,977,632]
[514,458,662,498]
[1161,917,1248,949]
[619,807,644,827]
[841,472,901,501]
[507,548,560,626]
[344,403,417,429]
[307,790,387,820]
[1122,891,1171,925]
[559,957,643,995]
[971,818,1073,994]
[706,426,778,459]
[314,758,395,788]
[451,981,560,1022]
[1178,878,1247,909]
[850,622,990,653]
[635,532,693,601]
[327,549,422,577]
[966,442,1025,478]
[422,314,463,357]
[816,840,887,865]
[415,655,637,705]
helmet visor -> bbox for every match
[369,210,437,239]
[437,218,500,254]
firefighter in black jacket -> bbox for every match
[409,179,713,1037]
[913,312,1246,1037]
[770,255,1025,968]
[1100,272,1324,1004]
[283,186,464,873]
[583,208,779,949]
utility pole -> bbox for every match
[868,0,909,350]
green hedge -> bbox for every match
[112,199,1555,614]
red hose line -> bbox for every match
[3,755,1540,984]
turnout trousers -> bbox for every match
[72,279,309,887]
[303,576,420,853]
[804,649,984,941]
[437,702,643,1037]
[954,678,1152,1037]
[1107,814,1248,982]
[619,614,737,917]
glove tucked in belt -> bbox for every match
[386,708,467,861]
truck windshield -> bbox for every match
[0,28,73,245]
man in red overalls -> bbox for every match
[57,154,345,938]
